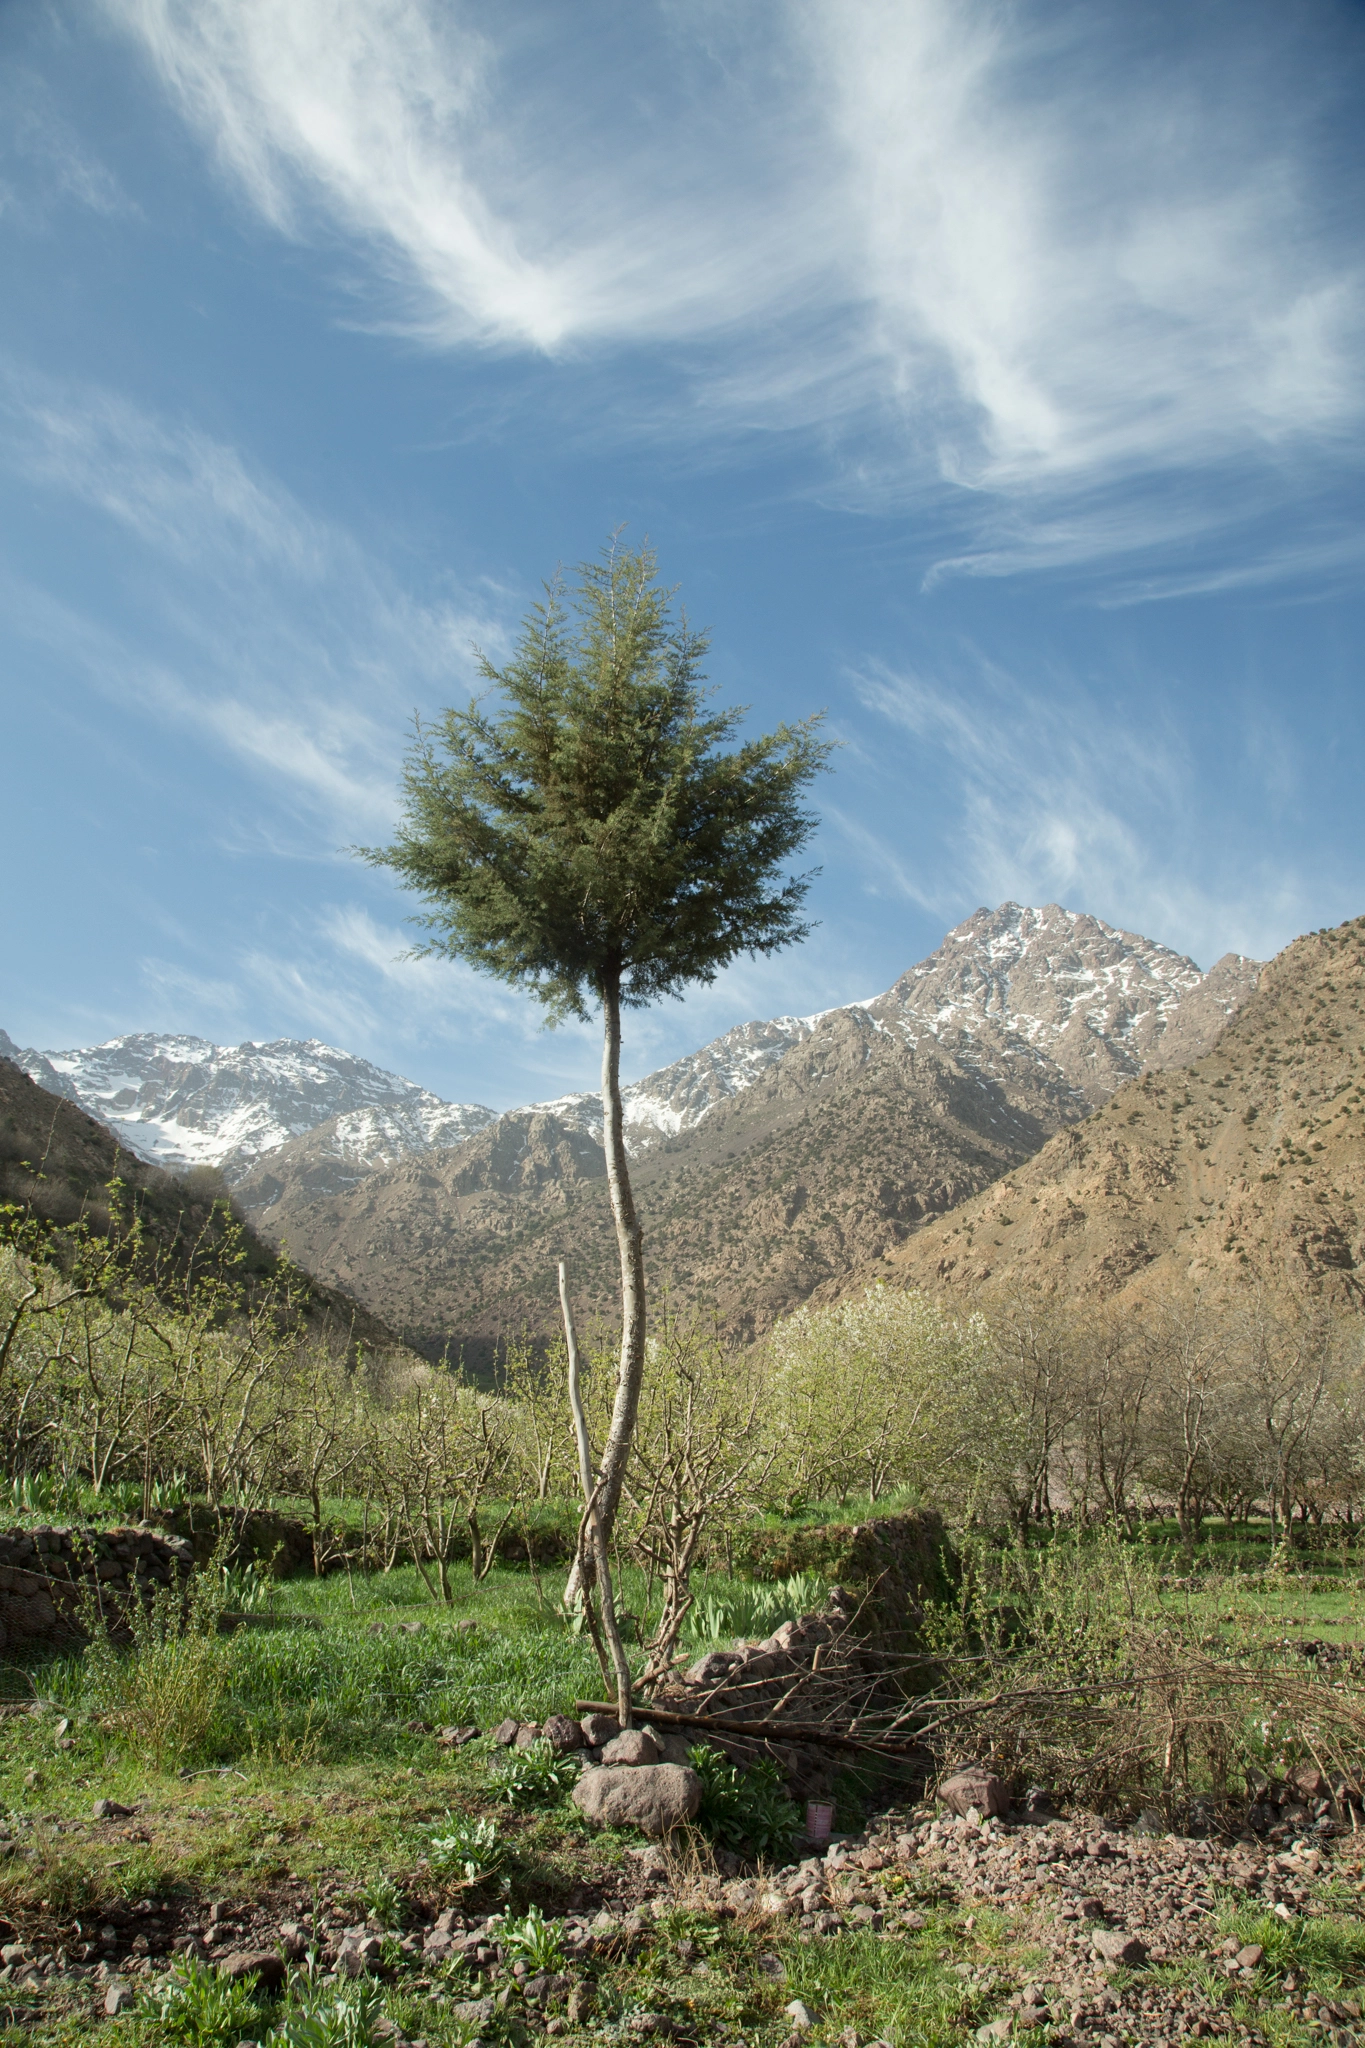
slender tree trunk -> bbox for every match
[592,978,648,1556]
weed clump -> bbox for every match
[139,1952,269,2044]
[489,1738,579,1807]
[82,1553,231,1772]
[427,1810,504,1883]
[689,1745,801,1859]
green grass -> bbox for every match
[9,1529,1365,2046]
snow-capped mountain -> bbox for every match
[2,902,1261,1191]
[866,901,1260,1106]
[0,1029,494,1179]
[529,901,1259,1140]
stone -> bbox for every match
[653,1729,695,1766]
[572,1763,702,1838]
[543,1714,585,1753]
[278,1923,308,1958]
[1077,1897,1106,1920]
[453,1998,495,2027]
[1235,1944,1265,1970]
[92,1799,133,1820]
[490,1718,520,1747]
[567,1983,596,2024]
[104,1984,137,2015]
[756,1953,785,1979]
[435,1724,480,1749]
[219,1951,288,1992]
[683,1650,739,1687]
[336,1934,383,1977]
[760,1893,794,1918]
[975,2022,1012,2042]
[940,1768,1009,1819]
[1091,1929,1147,1968]
[579,1713,619,1747]
[601,1728,660,1767]
[784,2000,815,2031]
[513,1723,543,1750]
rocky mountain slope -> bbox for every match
[0,1052,401,1351]
[228,905,1261,1363]
[864,914,1365,1312]
[0,1029,495,1183]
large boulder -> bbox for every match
[600,1727,660,1766]
[939,1766,1009,1818]
[572,1762,701,1838]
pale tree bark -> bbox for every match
[556,979,648,1722]
[559,1261,634,1723]
[593,978,648,1540]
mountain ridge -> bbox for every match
[5,902,1260,1205]
[857,915,1365,1313]
[218,903,1263,1363]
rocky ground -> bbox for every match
[5,1749,1365,2047]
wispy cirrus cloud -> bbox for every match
[1,363,326,575]
[101,0,1365,583]
[849,651,1318,967]
[0,363,509,838]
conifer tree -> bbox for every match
[365,536,829,1709]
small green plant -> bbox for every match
[268,1976,387,2048]
[82,1551,231,1771]
[222,1559,273,1612]
[140,1952,271,2045]
[687,1572,827,1647]
[359,1871,406,1928]
[428,1811,504,1883]
[498,1901,565,1971]
[689,1744,801,1859]
[489,1737,579,1807]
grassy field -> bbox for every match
[4,1525,1365,2045]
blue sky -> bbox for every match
[2,0,1363,1112]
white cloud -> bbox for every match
[101,0,1365,580]
[850,651,1317,967]
[0,360,328,575]
[0,74,136,227]
[0,367,511,839]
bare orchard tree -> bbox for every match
[619,1318,775,1683]
[379,1365,520,1603]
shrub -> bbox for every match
[83,1559,230,1772]
[489,1738,579,1807]
[139,1954,270,2045]
[427,1811,504,1884]
[688,1745,801,1859]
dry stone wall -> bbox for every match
[0,1525,194,1654]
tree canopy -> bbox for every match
[367,538,830,1019]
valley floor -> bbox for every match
[3,1550,1365,2048]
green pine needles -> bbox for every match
[365,535,830,1024]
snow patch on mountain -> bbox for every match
[5,901,1261,1189]
[0,1030,494,1177]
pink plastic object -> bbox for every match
[805,1799,835,1843]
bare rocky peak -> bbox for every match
[871,902,1224,1105]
